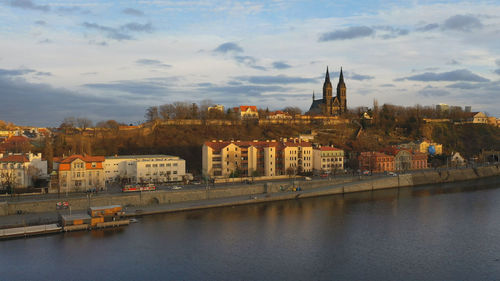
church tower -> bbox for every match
[323,67,333,115]
[336,67,346,114]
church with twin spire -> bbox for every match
[308,67,347,116]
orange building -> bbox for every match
[358,152,395,173]
[53,155,105,193]
[411,151,428,170]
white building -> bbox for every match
[104,155,186,184]
[313,146,344,174]
[0,152,47,189]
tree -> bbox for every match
[283,106,302,117]
[76,118,93,132]
[0,169,17,194]
[145,106,160,122]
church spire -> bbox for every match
[325,66,330,83]
[312,91,315,101]
[337,66,345,88]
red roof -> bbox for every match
[54,155,105,164]
[239,105,258,112]
[0,155,29,163]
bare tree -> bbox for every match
[283,106,302,116]
[145,106,160,122]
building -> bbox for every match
[308,67,347,116]
[385,148,412,171]
[104,155,186,184]
[358,152,395,173]
[400,140,443,155]
[436,103,449,112]
[233,106,259,119]
[411,151,428,170]
[451,152,466,167]
[202,139,313,178]
[466,112,488,124]
[0,152,47,189]
[313,146,344,174]
[267,110,292,120]
[53,155,105,193]
[208,104,225,113]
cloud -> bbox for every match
[82,22,132,41]
[88,40,108,46]
[236,75,317,84]
[442,15,483,32]
[234,56,266,71]
[198,84,286,98]
[380,84,395,87]
[446,82,485,90]
[0,68,50,77]
[447,59,460,65]
[374,26,410,39]
[122,8,144,16]
[496,59,500,67]
[318,26,374,42]
[56,6,89,14]
[121,22,153,32]
[494,69,500,75]
[0,74,145,126]
[416,23,439,32]
[136,59,171,68]
[396,69,490,82]
[34,20,46,25]
[418,86,451,97]
[38,38,52,44]
[350,73,374,81]
[6,0,50,12]
[213,42,243,53]
[0,68,36,76]
[83,77,178,97]
[272,61,291,69]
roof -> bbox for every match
[89,205,122,211]
[239,105,257,112]
[0,154,29,163]
[61,214,91,221]
[54,155,105,164]
[105,154,178,160]
[204,140,303,151]
[316,146,342,151]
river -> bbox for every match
[1,177,500,281]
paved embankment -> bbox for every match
[1,165,499,229]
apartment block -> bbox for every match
[202,139,312,178]
[104,155,186,184]
[313,146,344,174]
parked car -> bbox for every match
[172,186,182,190]
[304,177,312,181]
[388,172,397,177]
[362,170,371,176]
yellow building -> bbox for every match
[202,139,312,178]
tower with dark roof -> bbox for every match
[337,67,347,114]
[323,67,333,115]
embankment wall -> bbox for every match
[2,166,499,216]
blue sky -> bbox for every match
[1,0,500,126]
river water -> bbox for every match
[1,177,500,281]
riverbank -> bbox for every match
[1,165,499,231]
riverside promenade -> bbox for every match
[1,165,499,230]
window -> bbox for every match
[146,164,151,167]
[153,164,158,167]
[173,163,177,166]
[160,164,165,167]
[173,171,177,174]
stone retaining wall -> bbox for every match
[2,166,499,216]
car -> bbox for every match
[388,172,397,177]
[362,170,371,176]
[320,174,328,178]
[304,177,312,181]
[172,186,182,190]
[191,181,201,185]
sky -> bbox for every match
[0,0,500,126]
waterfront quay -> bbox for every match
[1,165,499,235]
